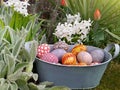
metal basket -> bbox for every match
[35,43,120,89]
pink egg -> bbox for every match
[77,51,92,65]
[41,53,58,64]
[37,44,50,58]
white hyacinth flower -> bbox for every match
[3,0,30,16]
[66,13,81,24]
[54,13,92,43]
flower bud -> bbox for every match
[61,0,66,6]
[94,9,101,20]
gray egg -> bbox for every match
[90,49,104,63]
[87,46,98,53]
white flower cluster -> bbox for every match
[3,0,30,16]
[54,13,92,43]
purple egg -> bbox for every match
[51,49,67,62]
[87,46,98,53]
[90,49,104,63]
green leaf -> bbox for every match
[40,34,47,44]
[40,81,54,87]
[9,11,25,30]
[0,83,9,90]
[14,12,23,30]
[8,69,31,82]
[105,29,120,41]
[0,61,5,78]
[6,54,15,75]
[0,78,9,90]
[0,41,8,52]
[16,79,29,90]
[37,29,46,41]
[0,78,6,85]
[32,20,44,38]
[25,62,33,73]
[28,83,39,90]
[21,47,31,62]
[29,41,38,62]
[4,47,11,55]
[12,38,24,58]
[14,62,28,73]
[37,85,46,90]
[9,11,16,29]
[9,82,18,90]
[25,21,33,41]
[25,19,34,32]
[32,73,38,81]
[93,29,104,42]
[0,19,5,28]
[25,15,39,41]
[16,79,26,87]
[8,28,17,45]
[0,65,7,78]
[0,53,3,60]
[0,29,7,43]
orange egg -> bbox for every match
[72,62,87,66]
[62,53,77,65]
[71,44,87,56]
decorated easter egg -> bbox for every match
[53,41,69,51]
[62,53,77,65]
[37,44,50,58]
[41,53,58,63]
[71,44,87,56]
[90,49,104,63]
[51,49,67,62]
[90,62,101,66]
[77,62,87,66]
[77,51,92,65]
[87,46,98,53]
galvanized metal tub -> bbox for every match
[35,44,120,89]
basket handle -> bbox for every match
[104,43,120,59]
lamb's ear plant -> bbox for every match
[0,26,70,90]
[0,27,37,90]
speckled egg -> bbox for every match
[71,44,87,56]
[90,49,104,63]
[77,51,93,65]
[53,41,69,51]
[62,53,77,65]
[51,49,67,62]
[37,44,50,58]
[41,53,58,63]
